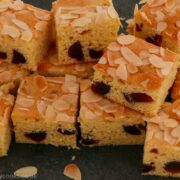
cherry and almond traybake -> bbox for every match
[79,79,146,146]
[11,75,79,149]
[93,34,179,116]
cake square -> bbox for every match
[172,69,180,101]
[38,46,95,78]
[131,0,180,54]
[79,79,146,146]
[53,0,120,64]
[11,74,79,149]
[0,0,52,71]
[93,34,179,116]
[142,101,180,177]
[0,83,14,156]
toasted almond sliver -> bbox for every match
[53,98,70,111]
[157,22,167,33]
[116,63,128,81]
[33,75,48,92]
[107,51,118,67]
[98,56,107,64]
[147,0,166,8]
[146,130,154,142]
[155,11,165,22]
[14,166,37,178]
[81,89,102,103]
[107,67,116,78]
[1,25,20,39]
[121,47,143,66]
[65,74,77,82]
[71,17,91,27]
[34,10,50,21]
[165,0,175,10]
[107,42,121,51]
[9,0,24,11]
[16,96,34,108]
[149,54,165,68]
[164,130,177,144]
[140,79,149,88]
[140,12,152,24]
[107,6,118,19]
[80,79,91,92]
[126,64,138,74]
[85,108,97,120]
[117,35,136,45]
[60,14,79,20]
[12,19,29,30]
[161,61,173,76]
[139,50,150,59]
[171,125,180,138]
[21,30,33,41]
[35,21,48,31]
[36,100,47,115]
[64,163,81,180]
[160,47,165,57]
[149,48,159,54]
[56,113,74,123]
[163,118,178,128]
[176,21,180,28]
[75,64,86,72]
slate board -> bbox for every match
[0,1,179,180]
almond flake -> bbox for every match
[85,108,97,120]
[71,17,91,27]
[21,30,33,41]
[65,82,79,94]
[139,50,150,59]
[155,11,165,22]
[61,94,78,106]
[171,125,180,138]
[35,21,48,31]
[149,54,165,68]
[95,12,108,24]
[160,47,165,57]
[64,163,81,180]
[165,0,175,10]
[140,79,149,88]
[53,98,70,111]
[80,79,91,92]
[98,56,107,64]
[81,89,102,103]
[12,19,29,30]
[139,0,147,5]
[146,129,154,142]
[164,130,177,144]
[107,6,118,19]
[33,75,48,92]
[36,100,47,115]
[107,42,121,51]
[154,130,163,140]
[163,118,178,128]
[133,4,139,16]
[9,0,24,11]
[116,63,128,81]
[149,48,159,54]
[157,22,167,33]
[60,14,79,20]
[121,47,143,66]
[147,0,166,8]
[117,35,136,45]
[1,25,20,39]
[161,61,173,76]
[65,74,77,82]
[127,64,138,74]
[16,96,34,108]
[14,166,37,178]
[156,69,163,78]
[45,105,56,120]
[140,12,152,24]
[176,21,180,27]
[56,113,74,123]
[107,67,116,78]
[34,10,50,21]
[107,51,118,67]
[75,64,86,72]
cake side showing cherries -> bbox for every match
[142,100,180,177]
[93,34,179,116]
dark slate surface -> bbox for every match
[0,1,179,180]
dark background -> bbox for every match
[0,0,178,180]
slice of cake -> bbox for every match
[93,34,179,116]
[11,74,79,149]
[0,83,14,156]
[53,0,120,64]
[130,0,180,54]
[38,46,95,78]
[142,100,180,177]
[79,79,146,146]
[0,0,52,71]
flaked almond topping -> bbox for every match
[157,22,167,33]
[56,113,74,123]
[61,94,78,106]
[140,12,152,24]
[9,0,24,11]
[47,77,64,84]
[156,69,163,78]
[139,0,147,5]
[161,61,173,76]
[12,19,29,30]
[121,47,143,66]
[75,64,86,72]
[176,21,180,27]
[60,14,79,20]
[149,48,159,54]
[117,35,136,45]
[149,54,165,68]
[53,98,70,111]
[16,96,34,108]
[34,10,50,21]
[80,79,91,92]
[126,64,138,74]
[36,100,47,115]
[45,105,56,120]
[64,163,81,180]
[154,130,163,140]
[21,30,33,41]
[1,25,20,39]
[116,63,128,81]
[95,12,108,24]
[160,47,165,57]
[147,0,166,8]
[107,50,118,67]
[146,129,154,142]
[81,89,102,103]
[164,130,177,144]
[98,56,107,64]
[14,166,38,178]
[107,42,121,51]
[133,4,139,16]
[155,11,165,22]
[84,108,97,120]
[107,6,118,19]
[140,79,149,88]
[165,0,175,10]
[107,67,116,78]
[33,75,48,92]
[105,116,115,121]
[163,118,178,128]
[0,0,10,10]
[171,125,180,138]
[62,82,79,94]
[35,21,48,31]
[139,50,150,59]
[71,17,91,27]
[65,74,77,82]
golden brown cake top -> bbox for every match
[0,62,29,84]
[55,4,120,33]
[94,34,178,90]
[0,0,51,41]
[145,100,180,146]
[172,70,180,100]
[136,0,180,43]
[13,74,79,123]
[80,79,142,121]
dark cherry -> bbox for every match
[142,163,155,173]
[136,23,143,32]
[0,51,7,59]
[12,50,26,64]
[164,161,180,173]
[123,124,145,135]
[89,49,103,59]
[81,138,99,145]
[150,148,158,154]
[146,34,162,46]
[91,82,110,95]
[57,128,75,135]
[165,88,173,102]
[68,41,84,61]
[24,132,47,142]
[123,93,153,103]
